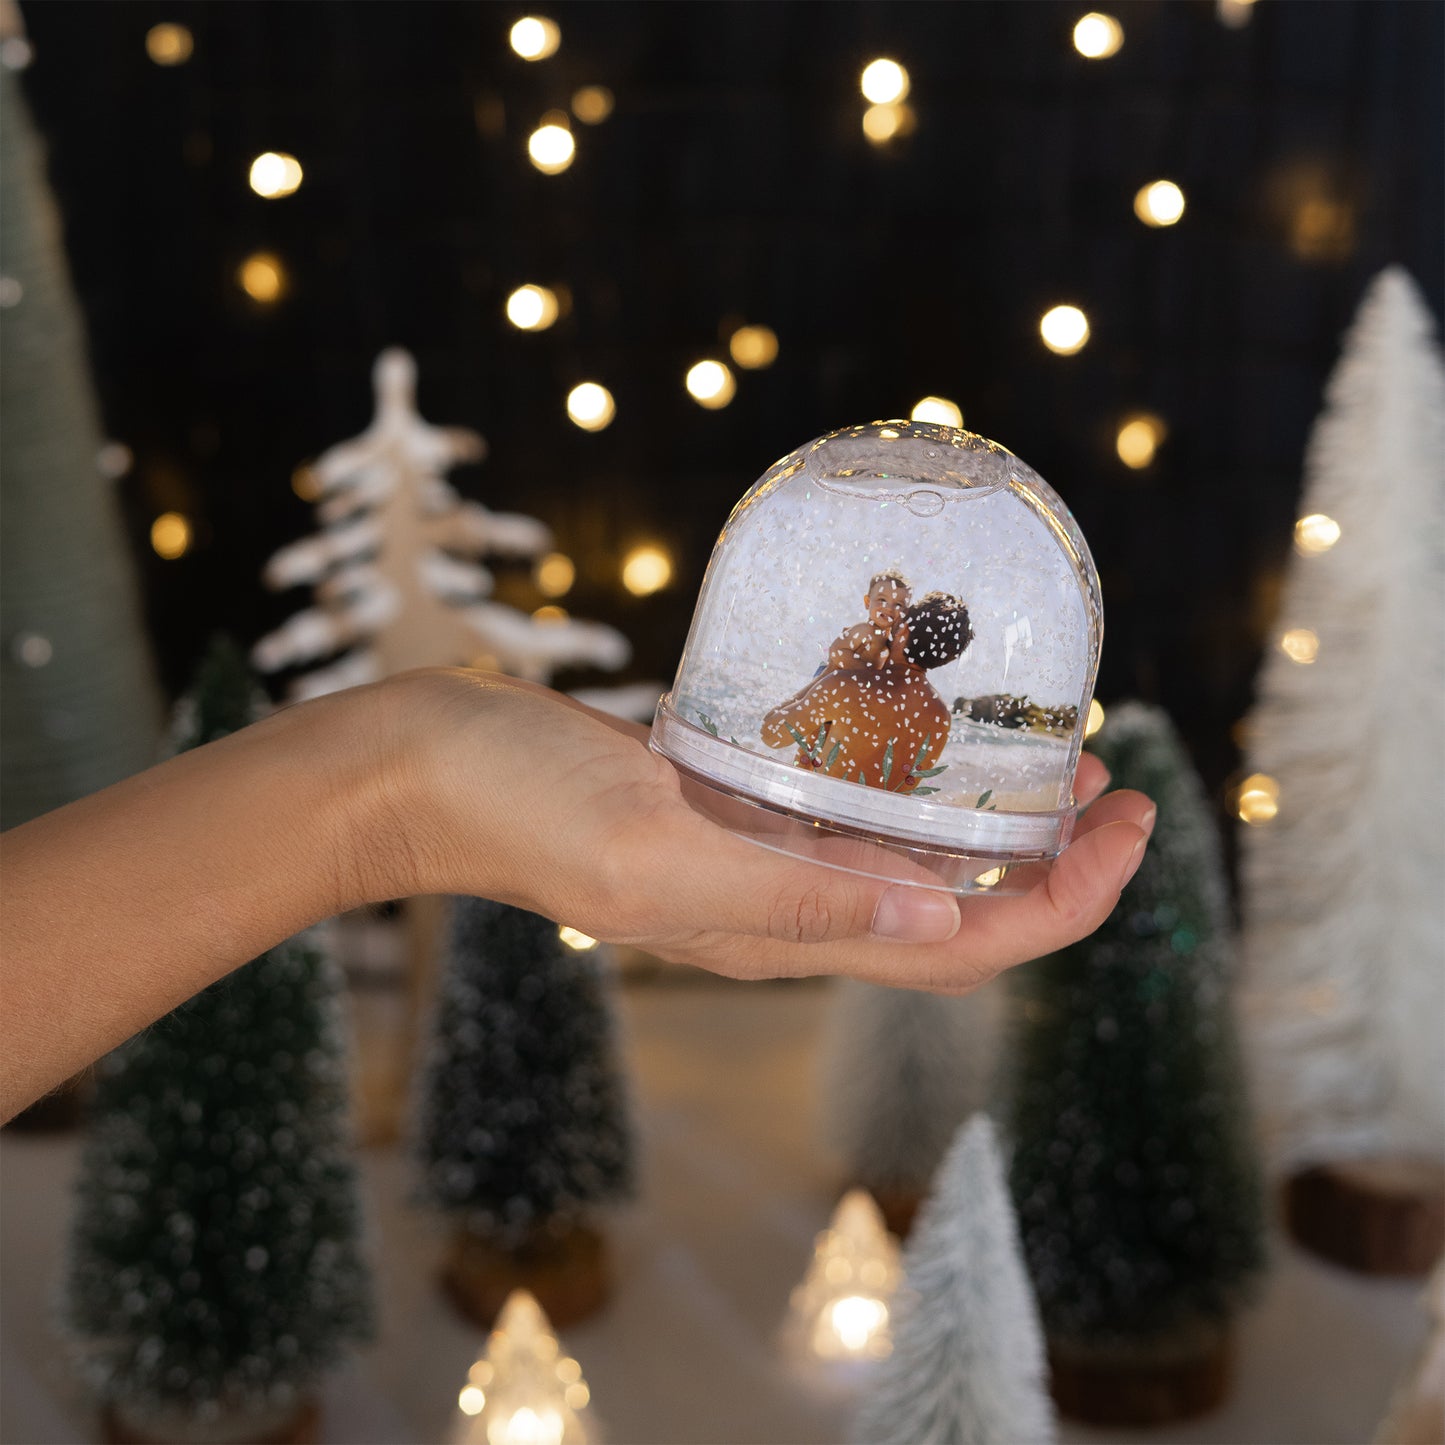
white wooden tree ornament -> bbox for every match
[1240,268,1445,1170]
[254,349,629,698]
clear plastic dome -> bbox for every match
[650,421,1102,895]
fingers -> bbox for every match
[1074,751,1111,807]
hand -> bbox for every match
[378,670,1155,994]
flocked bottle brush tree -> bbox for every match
[1240,267,1445,1276]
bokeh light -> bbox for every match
[729,324,778,369]
[1235,773,1280,825]
[145,23,193,65]
[1116,414,1167,468]
[862,103,905,144]
[571,86,614,124]
[1134,179,1186,227]
[150,512,193,560]
[685,360,736,409]
[1294,513,1342,555]
[1280,627,1320,664]
[534,552,575,598]
[531,605,569,625]
[566,382,614,431]
[622,545,673,597]
[510,16,560,60]
[1040,304,1090,355]
[458,1385,485,1416]
[1085,698,1105,738]
[558,926,598,951]
[291,464,321,501]
[860,59,909,105]
[1073,13,1124,58]
[248,152,303,199]
[237,252,286,304]
[910,396,963,428]
[506,284,560,331]
[528,124,575,175]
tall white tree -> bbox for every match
[855,1115,1055,1445]
[819,981,1000,1218]
[1240,267,1445,1170]
[254,349,629,698]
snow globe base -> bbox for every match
[659,703,1071,895]
[441,1219,611,1332]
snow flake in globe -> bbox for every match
[650,420,1103,894]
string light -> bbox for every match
[151,512,193,560]
[571,86,614,124]
[248,152,303,199]
[1134,179,1186,227]
[1294,513,1341,556]
[527,123,575,175]
[145,23,193,65]
[566,382,614,431]
[534,553,575,598]
[458,1386,485,1416]
[910,396,963,428]
[291,464,322,501]
[729,324,778,370]
[1280,628,1320,664]
[558,925,598,951]
[1039,304,1090,355]
[1073,13,1124,58]
[509,16,560,61]
[685,360,736,409]
[1115,414,1167,469]
[862,103,914,144]
[505,284,560,331]
[1085,698,1105,738]
[622,545,673,597]
[860,58,910,105]
[1235,773,1279,826]
[237,252,287,304]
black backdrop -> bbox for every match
[17,0,1445,830]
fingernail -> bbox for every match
[1120,836,1148,889]
[1141,806,1157,837]
[872,887,960,943]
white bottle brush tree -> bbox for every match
[253,348,629,698]
[1240,267,1445,1173]
[854,1115,1056,1445]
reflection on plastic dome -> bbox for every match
[650,421,1102,895]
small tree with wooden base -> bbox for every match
[1006,703,1265,1427]
[65,640,371,1445]
[417,899,635,1330]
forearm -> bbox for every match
[0,683,407,1119]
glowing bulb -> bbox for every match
[571,86,614,124]
[1085,698,1105,738]
[862,103,904,144]
[490,1405,564,1445]
[458,1385,486,1416]
[1235,773,1280,826]
[860,59,909,105]
[237,252,286,304]
[145,23,193,65]
[248,152,303,199]
[685,360,736,409]
[1134,179,1186,227]
[150,512,193,560]
[528,124,575,174]
[558,925,598,951]
[1116,414,1166,469]
[829,1295,889,1353]
[974,866,1007,889]
[509,16,560,61]
[1073,12,1124,58]
[534,552,575,597]
[566,382,614,431]
[910,395,963,428]
[506,284,560,331]
[1280,627,1320,664]
[729,324,778,370]
[1294,513,1341,556]
[622,545,673,597]
[1040,304,1090,355]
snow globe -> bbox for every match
[650,420,1102,894]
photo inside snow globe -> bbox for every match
[651,421,1101,894]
